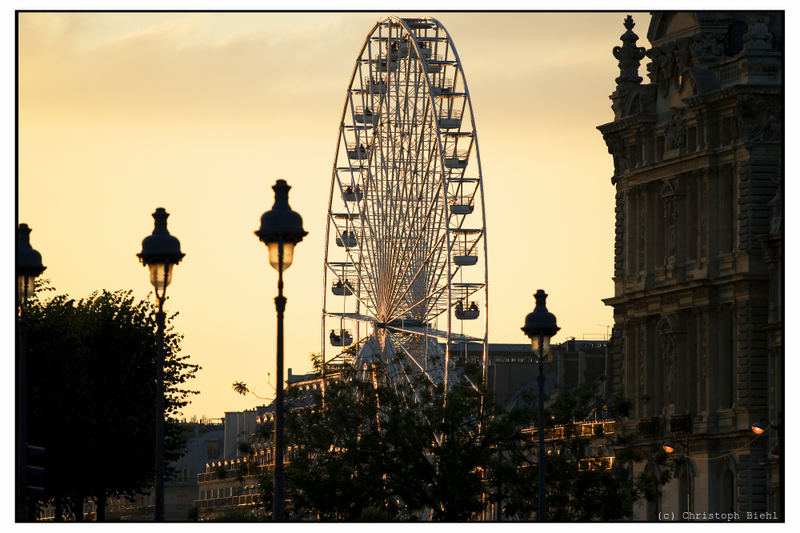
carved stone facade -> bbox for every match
[598,12,783,520]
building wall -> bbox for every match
[223,410,258,460]
[455,342,607,409]
[598,11,782,520]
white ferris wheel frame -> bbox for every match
[321,15,489,397]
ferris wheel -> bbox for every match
[322,16,488,397]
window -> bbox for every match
[207,440,220,460]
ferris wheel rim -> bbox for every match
[321,15,489,392]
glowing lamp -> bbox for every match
[751,421,769,436]
[255,180,307,272]
[521,289,560,360]
[137,208,185,303]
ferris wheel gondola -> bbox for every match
[322,16,489,398]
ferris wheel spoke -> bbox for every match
[368,144,396,317]
[407,282,448,322]
[387,144,444,304]
[383,179,442,315]
[384,211,446,320]
[353,166,393,317]
[397,161,448,318]
[384,333,426,406]
[383,328,440,386]
[384,221,448,322]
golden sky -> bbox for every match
[17,11,651,419]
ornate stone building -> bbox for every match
[598,12,783,520]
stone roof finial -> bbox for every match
[613,15,647,88]
[623,14,635,31]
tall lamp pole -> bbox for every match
[16,223,46,522]
[255,179,307,521]
[137,208,184,522]
[522,289,559,522]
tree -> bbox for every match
[494,379,673,520]
[236,353,670,521]
[281,354,525,520]
[23,287,199,520]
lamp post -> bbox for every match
[663,438,692,516]
[255,179,307,521]
[137,208,184,522]
[17,224,46,522]
[751,417,783,514]
[521,289,559,522]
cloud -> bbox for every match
[18,13,379,127]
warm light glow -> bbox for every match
[148,262,173,298]
[663,443,675,454]
[751,423,767,435]
[268,241,295,272]
[530,335,551,357]
[17,274,34,302]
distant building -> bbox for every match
[456,340,608,409]
[598,12,783,519]
[165,422,225,521]
[194,368,326,520]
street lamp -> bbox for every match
[663,438,693,515]
[137,207,184,522]
[17,223,46,522]
[751,417,783,514]
[751,419,780,437]
[17,224,46,310]
[521,289,559,522]
[255,179,307,521]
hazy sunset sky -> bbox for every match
[17,11,651,419]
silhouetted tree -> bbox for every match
[281,354,525,520]
[495,379,672,520]
[23,287,199,520]
[236,354,668,521]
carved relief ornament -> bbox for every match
[665,107,686,151]
[737,95,782,143]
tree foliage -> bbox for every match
[23,286,200,520]
[281,355,507,520]
[234,353,670,521]
[495,379,670,520]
